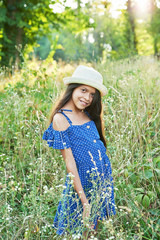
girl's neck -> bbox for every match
[62,101,84,114]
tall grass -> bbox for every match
[0,57,160,239]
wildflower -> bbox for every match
[98,150,102,161]
[43,185,48,190]
[90,236,98,240]
[91,160,96,165]
[68,172,75,178]
[73,233,81,239]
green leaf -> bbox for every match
[153,157,160,166]
[135,194,143,204]
[147,191,156,202]
[0,7,6,22]
[135,188,144,193]
[142,195,150,208]
[144,169,153,179]
[154,168,160,175]
[154,168,160,180]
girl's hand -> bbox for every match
[82,203,94,229]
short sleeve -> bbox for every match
[42,123,71,149]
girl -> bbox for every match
[43,65,116,237]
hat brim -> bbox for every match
[63,77,107,96]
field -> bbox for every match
[0,56,160,240]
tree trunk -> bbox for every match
[126,0,138,53]
[77,0,81,12]
[15,28,24,67]
[76,0,82,58]
[154,37,158,55]
[1,0,24,68]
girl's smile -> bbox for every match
[72,85,96,111]
[79,99,88,106]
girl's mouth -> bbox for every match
[80,100,88,106]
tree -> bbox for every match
[0,0,67,68]
[34,0,94,62]
[149,1,160,55]
[123,0,138,54]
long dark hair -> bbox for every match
[50,83,106,147]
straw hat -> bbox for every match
[63,65,107,96]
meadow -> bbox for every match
[0,56,160,240]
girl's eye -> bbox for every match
[81,88,86,92]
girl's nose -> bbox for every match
[84,93,90,101]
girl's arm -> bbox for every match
[61,147,89,206]
[61,148,93,226]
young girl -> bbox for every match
[43,65,116,236]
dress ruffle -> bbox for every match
[42,123,71,149]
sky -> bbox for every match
[50,0,157,18]
[50,0,127,16]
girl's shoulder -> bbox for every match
[53,113,70,131]
[43,114,71,150]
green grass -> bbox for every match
[0,56,160,239]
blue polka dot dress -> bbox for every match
[43,109,116,235]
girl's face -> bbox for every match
[71,85,96,110]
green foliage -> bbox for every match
[0,0,94,68]
[0,0,74,67]
[0,57,160,239]
[34,36,51,60]
[1,0,160,66]
[35,6,140,62]
[35,0,153,62]
[148,7,160,54]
